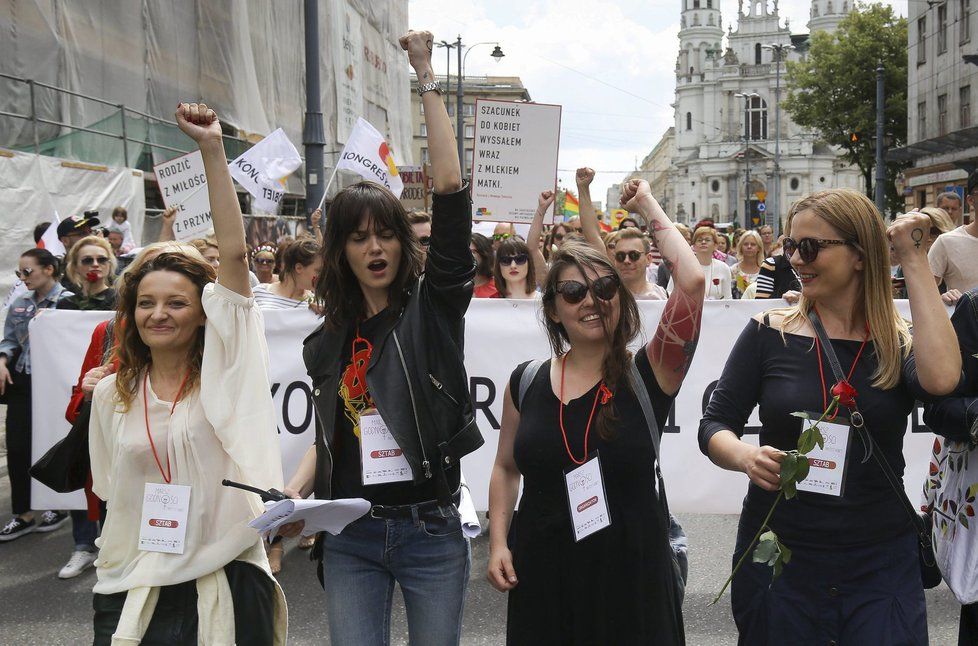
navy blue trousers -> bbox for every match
[730,522,927,646]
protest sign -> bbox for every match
[471,100,561,225]
[399,165,428,210]
[332,117,403,198]
[153,151,212,241]
[229,128,302,214]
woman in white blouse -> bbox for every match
[669,226,732,299]
[88,103,286,645]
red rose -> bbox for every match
[85,270,99,283]
[712,278,720,286]
[830,380,858,409]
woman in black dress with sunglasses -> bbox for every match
[486,179,705,645]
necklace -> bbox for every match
[143,369,191,484]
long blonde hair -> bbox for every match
[65,235,117,287]
[774,189,911,389]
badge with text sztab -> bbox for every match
[360,410,413,485]
[138,483,191,554]
[795,415,851,497]
[564,452,612,542]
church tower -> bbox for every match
[808,0,855,34]
[676,0,723,155]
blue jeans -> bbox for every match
[70,509,98,552]
[322,509,470,646]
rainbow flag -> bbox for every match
[563,192,580,218]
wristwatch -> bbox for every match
[417,81,442,97]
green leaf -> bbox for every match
[772,558,784,580]
[783,479,798,500]
[795,457,811,483]
[814,427,825,450]
[780,452,799,485]
[753,532,780,564]
[798,428,816,455]
[779,542,792,566]
[791,411,812,420]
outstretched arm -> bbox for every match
[621,179,705,396]
[527,190,554,288]
[175,103,251,297]
[401,30,461,195]
[576,167,604,253]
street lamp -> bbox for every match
[451,37,505,173]
[734,92,760,228]
[762,42,794,235]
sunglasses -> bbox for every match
[80,256,110,266]
[492,233,512,242]
[614,250,643,263]
[552,233,565,242]
[554,274,620,304]
[254,258,275,265]
[498,253,528,266]
[419,235,431,247]
[14,267,34,279]
[782,237,852,263]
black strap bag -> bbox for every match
[30,400,92,493]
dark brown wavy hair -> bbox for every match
[113,251,216,412]
[493,238,536,296]
[279,237,321,279]
[315,181,423,329]
[541,241,641,440]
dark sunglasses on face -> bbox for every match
[554,274,620,304]
[614,250,643,263]
[419,235,431,247]
[80,256,110,266]
[492,233,512,242]
[254,258,275,265]
[14,267,34,279]
[782,237,852,263]
[553,233,565,242]
[498,253,528,266]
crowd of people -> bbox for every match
[0,27,977,646]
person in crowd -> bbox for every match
[758,224,775,257]
[106,228,125,257]
[487,177,704,644]
[929,173,978,305]
[58,211,100,256]
[754,228,802,302]
[565,215,583,235]
[408,210,432,265]
[528,191,558,286]
[492,222,517,250]
[251,242,277,284]
[253,238,322,311]
[892,208,954,298]
[919,287,978,645]
[190,236,221,270]
[87,103,286,644]
[656,223,692,290]
[493,238,539,299]
[0,248,71,541]
[472,232,499,298]
[672,226,731,299]
[731,230,764,299]
[613,228,667,300]
[936,190,964,227]
[699,189,960,645]
[675,223,692,245]
[603,229,621,256]
[273,236,294,278]
[277,31,482,646]
[573,168,605,253]
[618,216,640,230]
[57,236,117,311]
[109,207,135,252]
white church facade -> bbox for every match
[669,0,864,229]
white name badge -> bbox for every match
[796,417,851,497]
[359,410,413,485]
[138,483,191,554]
[564,452,612,542]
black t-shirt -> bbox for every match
[56,288,117,311]
[330,309,441,505]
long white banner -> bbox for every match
[29,300,934,514]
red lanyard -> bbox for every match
[813,318,869,419]
[143,370,190,484]
[558,353,608,466]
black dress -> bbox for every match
[506,352,684,646]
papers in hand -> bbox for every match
[248,498,371,540]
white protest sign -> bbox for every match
[471,100,561,224]
[229,128,302,214]
[153,151,212,241]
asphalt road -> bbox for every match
[0,473,963,645]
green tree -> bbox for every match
[783,3,908,213]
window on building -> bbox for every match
[938,3,948,54]
[790,177,800,191]
[963,0,972,43]
[465,148,473,167]
[918,101,927,139]
[447,103,454,117]
[711,179,720,192]
[464,124,475,139]
[707,0,713,7]
[694,0,700,7]
[755,43,762,64]
[421,147,430,164]
[827,0,833,12]
[745,95,768,140]
[962,86,972,127]
[420,123,427,137]
[686,112,693,130]
[917,17,927,64]
[938,94,948,135]
[419,102,425,115]
[463,104,476,117]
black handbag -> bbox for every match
[30,400,92,493]
[808,311,942,589]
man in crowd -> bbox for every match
[491,221,516,251]
[57,211,99,253]
[758,224,775,257]
[407,210,431,264]
[612,228,667,300]
[936,191,964,226]
[929,173,978,304]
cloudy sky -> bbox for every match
[409,0,906,207]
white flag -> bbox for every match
[229,128,302,213]
[38,211,66,257]
[334,117,404,198]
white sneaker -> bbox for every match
[58,550,97,579]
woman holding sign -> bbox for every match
[88,103,286,644]
[699,191,960,645]
[278,30,482,646]
[486,179,705,645]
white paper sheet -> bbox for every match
[248,497,371,540]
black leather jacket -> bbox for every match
[302,183,484,504]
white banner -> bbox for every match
[29,301,936,514]
[153,150,212,241]
[334,117,404,198]
[471,100,561,224]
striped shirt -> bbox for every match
[252,284,310,310]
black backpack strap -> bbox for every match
[517,360,546,411]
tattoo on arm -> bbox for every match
[648,285,703,380]
[911,227,924,249]
[426,39,433,53]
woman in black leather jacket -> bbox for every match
[279,29,482,646]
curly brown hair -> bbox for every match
[541,241,641,440]
[113,251,216,412]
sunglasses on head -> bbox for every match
[498,253,528,266]
[80,256,110,266]
[554,274,620,304]
[418,235,431,247]
[614,250,643,263]
[492,233,512,242]
[782,237,852,263]
[14,267,34,279]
